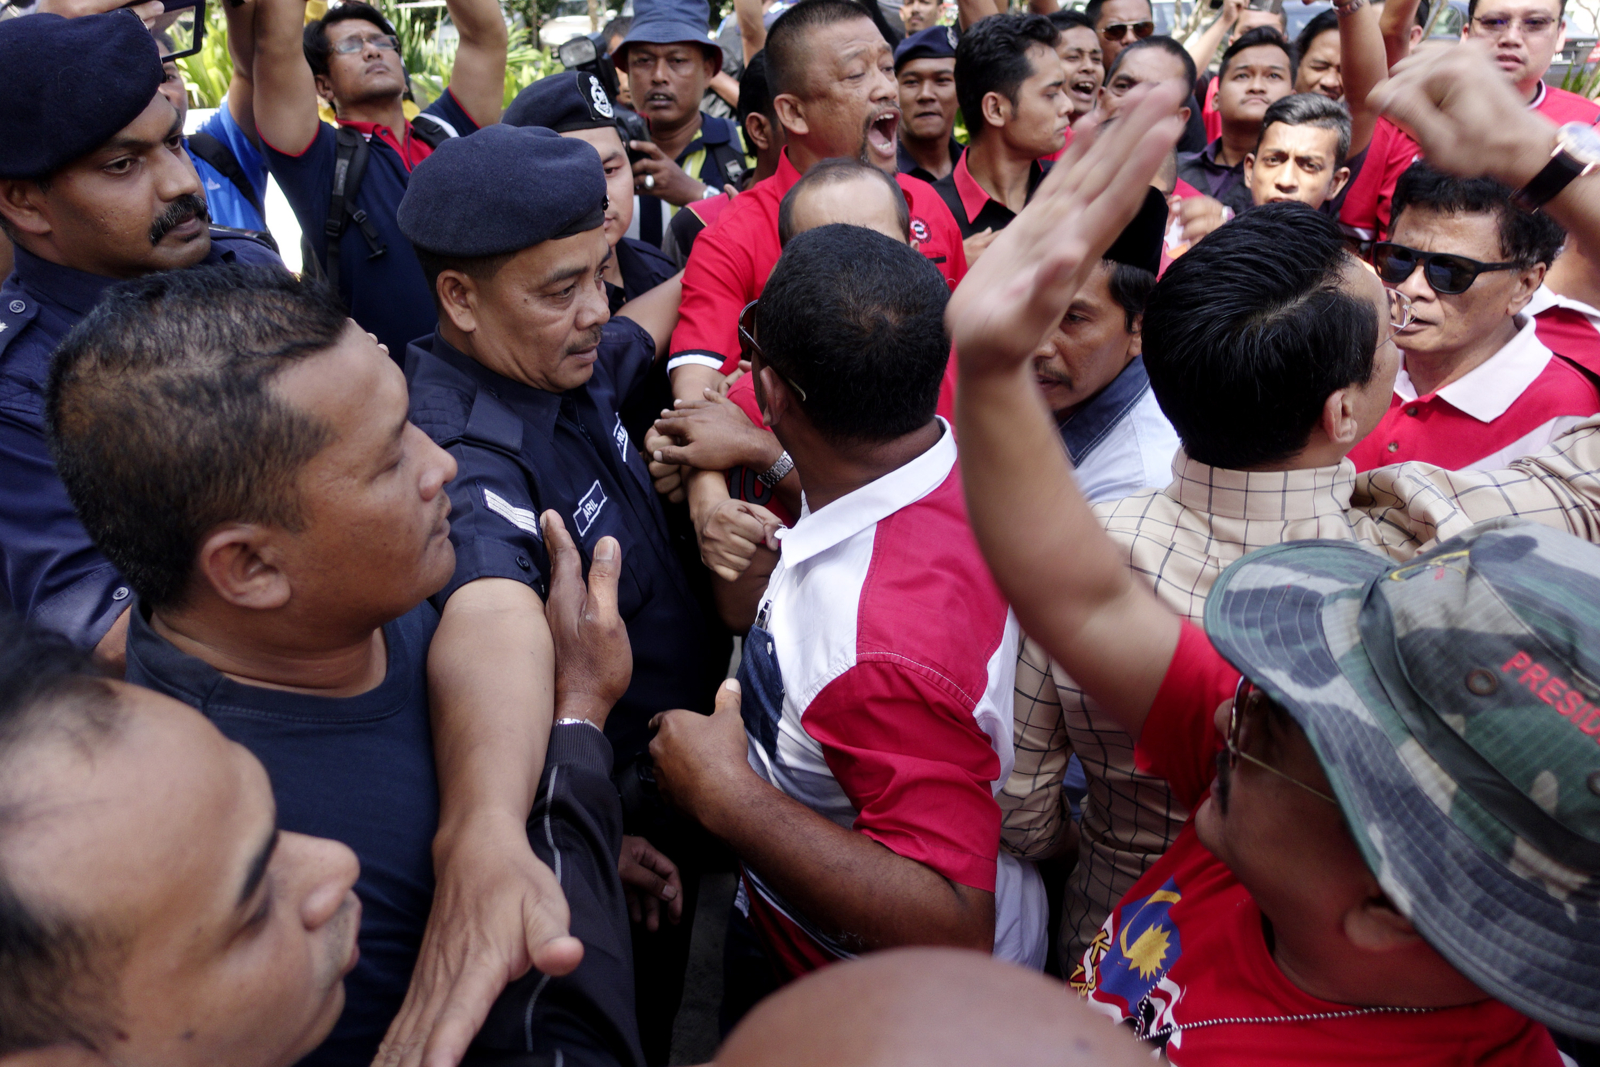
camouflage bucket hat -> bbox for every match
[1204,517,1600,1039]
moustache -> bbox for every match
[150,194,209,245]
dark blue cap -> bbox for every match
[894,24,958,71]
[0,10,163,179]
[612,0,722,67]
[398,125,607,257]
[503,71,620,133]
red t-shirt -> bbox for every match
[1202,74,1221,144]
[669,149,968,374]
[1346,322,1600,472]
[1342,84,1600,241]
[1074,622,1563,1066]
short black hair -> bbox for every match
[304,2,401,79]
[1256,91,1351,166]
[601,15,632,44]
[1415,0,1432,27]
[1390,161,1567,268]
[738,48,778,156]
[47,265,348,610]
[1142,202,1378,469]
[414,248,517,314]
[757,224,949,444]
[955,13,1061,135]
[1085,0,1151,27]
[1467,0,1566,20]
[766,0,882,97]
[0,614,123,1055]
[1219,25,1296,82]
[1104,260,1157,332]
[1292,8,1338,60]
[1048,8,1096,33]
[778,157,911,245]
[1104,34,1197,92]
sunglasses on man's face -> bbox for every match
[1101,20,1155,40]
[1370,241,1525,296]
[1227,678,1338,806]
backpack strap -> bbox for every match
[411,112,460,149]
[187,131,264,217]
[324,125,386,297]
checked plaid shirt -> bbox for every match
[998,417,1600,965]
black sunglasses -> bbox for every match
[1101,20,1155,39]
[1371,241,1525,296]
[738,300,807,402]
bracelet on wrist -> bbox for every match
[1333,0,1367,15]
[554,716,604,733]
[757,450,795,488]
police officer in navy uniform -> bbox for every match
[397,125,723,1065]
[0,10,280,661]
[612,0,748,248]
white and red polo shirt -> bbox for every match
[735,421,1048,978]
[1527,284,1600,378]
[1348,316,1600,471]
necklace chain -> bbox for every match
[1142,1001,1440,1042]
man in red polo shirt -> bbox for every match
[1348,162,1600,471]
[931,13,1071,265]
[1339,0,1598,243]
[947,85,1593,1063]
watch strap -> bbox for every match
[1517,143,1595,211]
[757,451,794,488]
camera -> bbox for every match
[557,34,653,164]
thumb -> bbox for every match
[713,677,742,717]
[542,510,581,593]
[587,536,621,620]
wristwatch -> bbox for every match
[1515,121,1600,211]
[757,451,794,488]
[1332,0,1367,16]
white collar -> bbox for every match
[1395,316,1552,422]
[1525,282,1600,322]
[777,418,957,568]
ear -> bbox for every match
[0,177,53,238]
[1319,385,1362,449]
[1411,24,1425,46]
[773,93,809,139]
[1328,164,1351,200]
[1507,261,1546,315]
[980,90,1009,130]
[313,72,337,108]
[1343,892,1425,953]
[1178,103,1192,125]
[755,364,792,428]
[436,270,481,335]
[746,113,773,153]
[195,525,293,612]
[1126,312,1144,358]
[1243,152,1256,185]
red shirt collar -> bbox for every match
[337,117,435,170]
[951,149,992,224]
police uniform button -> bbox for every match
[112,586,130,601]
[515,555,531,569]
[8,300,23,314]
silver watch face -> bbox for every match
[1558,121,1600,167]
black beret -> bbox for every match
[1104,187,1168,277]
[398,124,608,257]
[503,71,620,133]
[0,10,164,180]
[894,24,959,71]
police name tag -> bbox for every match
[612,413,630,461]
[575,480,608,536]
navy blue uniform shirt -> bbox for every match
[611,236,676,313]
[0,235,281,647]
[262,91,478,356]
[124,601,440,1067]
[406,319,714,763]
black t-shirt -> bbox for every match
[124,602,440,1067]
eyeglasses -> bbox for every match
[1371,241,1525,296]
[1471,14,1558,36]
[1227,677,1339,806]
[738,300,807,402]
[331,33,400,55]
[1382,287,1415,346]
[1101,20,1155,40]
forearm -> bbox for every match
[1378,0,1420,69]
[224,0,259,143]
[251,0,319,152]
[429,581,556,841]
[709,70,740,108]
[956,0,1002,30]
[735,0,765,60]
[700,769,995,953]
[1339,1,1387,155]
[711,545,776,631]
[446,0,508,126]
[955,363,1178,735]
[1185,14,1230,69]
